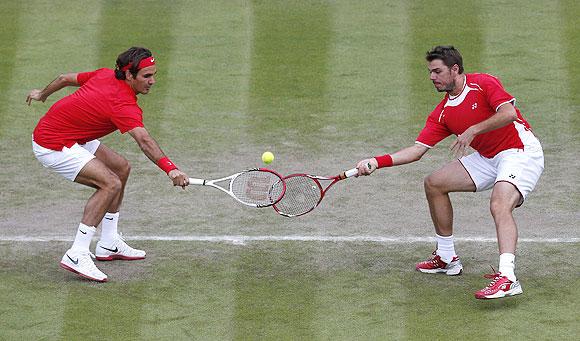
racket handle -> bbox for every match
[342,163,371,179]
[188,178,206,185]
[343,168,359,178]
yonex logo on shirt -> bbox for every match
[472,103,478,110]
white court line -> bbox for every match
[1,235,578,244]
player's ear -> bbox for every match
[451,64,459,74]
[125,70,133,80]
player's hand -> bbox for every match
[450,127,477,158]
[356,158,377,176]
[26,89,44,106]
[168,169,189,189]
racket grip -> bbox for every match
[188,178,206,185]
[344,168,359,178]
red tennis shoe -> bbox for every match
[415,251,463,276]
[474,271,523,299]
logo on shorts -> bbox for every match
[472,103,478,110]
[509,174,516,179]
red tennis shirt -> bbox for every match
[416,73,533,158]
[33,68,144,151]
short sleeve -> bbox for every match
[416,102,452,148]
[479,74,515,112]
[76,70,98,85]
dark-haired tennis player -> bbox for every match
[355,46,544,299]
[28,47,189,282]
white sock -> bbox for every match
[499,253,517,282]
[100,212,120,244]
[436,234,456,263]
[71,223,96,252]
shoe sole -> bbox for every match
[475,284,523,299]
[96,255,146,261]
[59,262,108,282]
[416,267,463,276]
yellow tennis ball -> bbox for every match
[262,151,274,164]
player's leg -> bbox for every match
[32,141,118,282]
[490,181,520,255]
[424,160,476,236]
[475,148,543,299]
[89,143,145,261]
[93,143,131,212]
[74,158,123,227]
[416,160,475,275]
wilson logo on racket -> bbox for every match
[188,168,286,208]
[246,175,275,201]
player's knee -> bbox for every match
[118,159,131,181]
[103,174,123,194]
[489,198,511,218]
[424,174,443,193]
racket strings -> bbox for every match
[231,171,284,206]
[273,176,322,217]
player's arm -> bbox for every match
[127,127,189,187]
[356,144,429,175]
[26,73,79,105]
[450,102,518,158]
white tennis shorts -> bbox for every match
[459,142,544,206]
[32,138,101,181]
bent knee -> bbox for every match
[102,174,123,193]
[489,198,515,217]
[119,159,131,179]
[424,174,444,192]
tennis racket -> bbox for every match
[272,165,368,217]
[188,168,286,208]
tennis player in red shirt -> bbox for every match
[355,46,544,299]
[28,47,189,282]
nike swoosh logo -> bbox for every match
[67,254,79,265]
[104,217,114,220]
[100,245,118,253]
[79,230,87,234]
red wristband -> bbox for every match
[374,154,393,168]
[157,156,178,174]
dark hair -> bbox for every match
[115,47,153,80]
[426,45,464,74]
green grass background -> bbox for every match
[0,0,578,340]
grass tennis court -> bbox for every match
[1,0,578,340]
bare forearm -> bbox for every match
[391,144,429,165]
[135,134,165,163]
[471,104,518,135]
[39,73,79,101]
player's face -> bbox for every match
[127,65,157,95]
[428,59,458,93]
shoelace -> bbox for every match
[114,233,141,255]
[78,252,100,271]
[482,266,502,288]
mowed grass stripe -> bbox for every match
[560,0,580,137]
[407,1,484,126]
[94,0,178,147]
[248,0,333,150]
[152,0,255,160]
[479,1,578,215]
[135,3,253,338]
[559,0,580,206]
[0,2,23,134]
[326,1,412,151]
[2,2,104,339]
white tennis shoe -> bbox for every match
[95,235,146,261]
[60,249,108,282]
